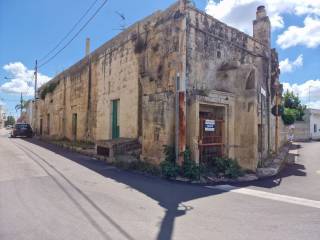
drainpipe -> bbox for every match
[175,0,187,165]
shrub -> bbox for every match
[160,160,180,179]
[282,108,298,125]
[163,145,175,163]
[209,157,244,179]
[224,159,243,179]
[40,81,59,100]
[182,148,200,180]
[161,145,179,178]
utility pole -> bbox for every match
[34,60,38,134]
[34,60,38,100]
[20,92,23,117]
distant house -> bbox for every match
[293,109,320,141]
[309,109,320,140]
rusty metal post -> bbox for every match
[178,91,186,165]
[175,73,180,163]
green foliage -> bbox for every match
[15,100,27,112]
[160,160,180,179]
[5,116,15,126]
[161,146,200,180]
[281,90,306,125]
[283,90,301,109]
[182,148,200,180]
[209,157,244,179]
[163,145,175,163]
[161,145,179,178]
[282,108,298,125]
[40,81,59,100]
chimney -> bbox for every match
[86,38,90,56]
[256,5,267,19]
[253,5,271,47]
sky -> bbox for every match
[0,0,320,118]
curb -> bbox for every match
[256,143,293,179]
[36,138,293,185]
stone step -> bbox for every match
[96,138,141,158]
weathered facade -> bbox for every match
[34,1,280,171]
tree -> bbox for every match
[5,116,15,126]
[15,100,27,114]
[281,90,306,125]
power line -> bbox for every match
[38,0,108,69]
[39,0,99,63]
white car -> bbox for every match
[6,125,13,130]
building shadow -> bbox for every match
[21,138,227,240]
[21,138,309,239]
[234,143,306,189]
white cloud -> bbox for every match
[282,79,320,108]
[279,54,303,73]
[277,16,320,49]
[0,62,51,96]
[205,0,320,35]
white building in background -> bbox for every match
[294,108,320,141]
[308,109,320,140]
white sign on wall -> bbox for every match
[205,120,216,132]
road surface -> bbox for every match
[0,129,319,240]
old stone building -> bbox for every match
[34,1,280,171]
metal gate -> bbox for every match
[199,112,225,164]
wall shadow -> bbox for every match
[22,138,225,240]
[21,138,309,239]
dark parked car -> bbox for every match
[11,123,33,138]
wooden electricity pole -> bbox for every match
[20,92,23,117]
[34,60,38,100]
[34,60,38,134]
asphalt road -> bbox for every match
[0,129,319,240]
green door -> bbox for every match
[72,113,77,141]
[112,100,120,139]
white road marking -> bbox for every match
[206,185,320,209]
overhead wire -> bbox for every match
[38,0,108,69]
[38,0,100,63]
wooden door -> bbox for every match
[199,111,225,164]
[112,100,120,139]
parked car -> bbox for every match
[6,125,13,130]
[11,123,33,138]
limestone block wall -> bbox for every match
[34,2,184,164]
[185,6,273,169]
[94,34,140,141]
[33,2,279,169]
[137,3,184,163]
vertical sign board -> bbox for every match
[205,120,216,132]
